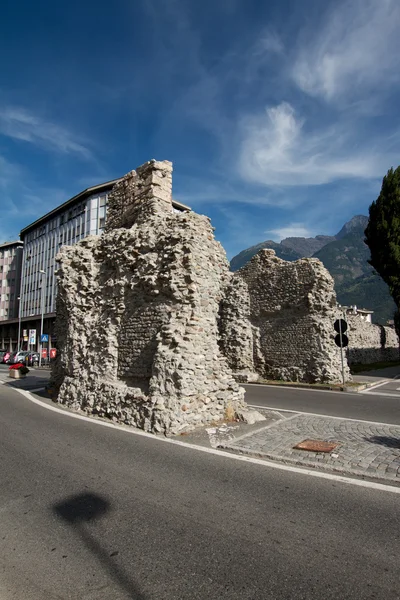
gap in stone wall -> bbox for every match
[117,294,171,391]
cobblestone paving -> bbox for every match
[222,412,400,483]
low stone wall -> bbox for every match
[51,160,252,435]
[346,315,399,364]
[220,250,349,383]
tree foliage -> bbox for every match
[365,166,400,309]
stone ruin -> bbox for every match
[51,159,349,434]
[51,160,258,434]
[220,250,350,383]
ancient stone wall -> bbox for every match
[51,160,256,434]
[220,249,349,383]
[345,315,399,364]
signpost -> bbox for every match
[334,318,348,385]
[29,329,36,349]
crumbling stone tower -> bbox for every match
[51,160,248,434]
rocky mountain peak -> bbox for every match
[335,215,369,239]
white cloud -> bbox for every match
[0,106,91,158]
[238,101,396,187]
[258,31,283,55]
[0,155,23,189]
[266,223,312,241]
[292,0,400,103]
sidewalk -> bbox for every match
[221,409,400,485]
[0,368,51,391]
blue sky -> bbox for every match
[1,0,400,258]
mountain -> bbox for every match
[281,235,336,257]
[230,215,395,325]
[229,240,302,272]
[312,232,371,285]
[336,272,396,325]
[335,215,369,239]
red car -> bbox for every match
[0,350,12,364]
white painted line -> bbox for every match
[248,404,400,428]
[244,383,358,397]
[10,388,400,495]
[362,380,390,392]
[359,390,400,398]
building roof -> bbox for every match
[0,240,24,249]
[20,178,121,238]
[19,178,191,238]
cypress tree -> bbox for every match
[365,167,400,311]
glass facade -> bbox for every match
[0,242,23,321]
[20,190,113,319]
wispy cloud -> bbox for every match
[266,223,313,241]
[0,106,91,158]
[258,30,284,55]
[0,155,23,189]
[291,0,400,104]
[238,102,397,187]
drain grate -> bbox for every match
[293,439,338,453]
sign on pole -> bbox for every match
[41,334,49,342]
[29,329,36,345]
[334,318,348,385]
[41,348,48,359]
[50,348,57,359]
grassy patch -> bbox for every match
[350,360,400,373]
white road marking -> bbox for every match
[248,404,400,427]
[362,380,391,392]
[244,383,359,396]
[359,390,400,398]
[10,388,400,495]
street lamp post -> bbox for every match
[17,296,21,352]
[39,269,47,368]
[17,254,30,352]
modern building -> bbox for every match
[0,175,190,352]
[0,241,23,349]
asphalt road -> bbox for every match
[0,385,399,599]
[244,384,400,424]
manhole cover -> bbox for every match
[293,439,338,452]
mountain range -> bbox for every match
[230,215,396,325]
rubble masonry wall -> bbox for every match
[51,160,248,434]
[220,250,350,383]
[346,315,399,364]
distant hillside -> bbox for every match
[230,240,301,272]
[336,272,396,325]
[281,235,335,257]
[230,215,395,324]
[312,232,371,285]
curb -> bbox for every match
[245,380,378,393]
[219,443,400,488]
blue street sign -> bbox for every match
[41,334,49,342]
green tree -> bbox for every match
[365,167,400,313]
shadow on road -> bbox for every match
[364,436,400,449]
[52,492,147,599]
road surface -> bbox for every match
[244,383,400,424]
[0,384,399,599]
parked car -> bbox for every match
[26,352,40,366]
[0,349,9,363]
[2,350,13,364]
[10,351,30,365]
